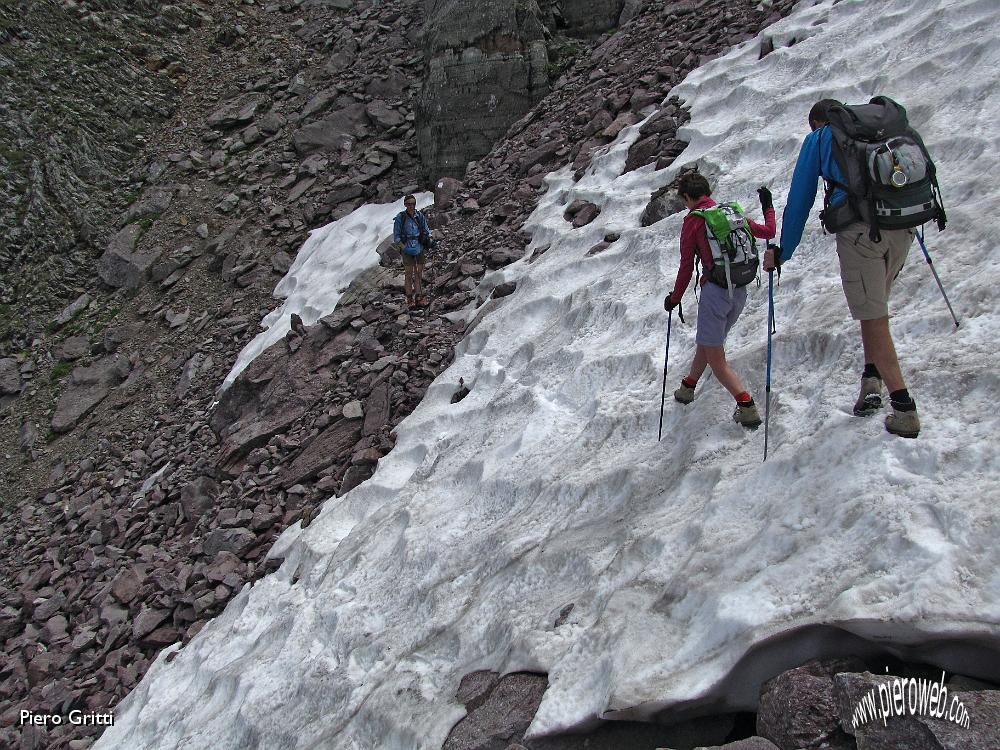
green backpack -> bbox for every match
[690,202,760,297]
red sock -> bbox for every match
[682,376,698,388]
[735,391,753,405]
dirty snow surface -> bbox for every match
[99,0,1000,747]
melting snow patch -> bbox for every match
[220,193,432,392]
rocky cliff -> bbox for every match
[417,0,635,181]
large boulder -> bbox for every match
[434,177,464,210]
[640,182,686,226]
[757,658,864,750]
[0,358,21,395]
[125,186,173,223]
[362,382,391,437]
[365,100,405,130]
[207,97,262,129]
[97,224,163,289]
[51,355,132,433]
[291,103,369,154]
[202,528,257,557]
[280,418,362,488]
[443,671,548,750]
[180,477,220,524]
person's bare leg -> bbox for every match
[686,345,709,383]
[404,264,414,301]
[415,261,424,299]
[860,317,905,393]
[703,345,747,399]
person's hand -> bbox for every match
[763,244,781,273]
[757,186,773,212]
[664,295,678,312]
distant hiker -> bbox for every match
[393,194,437,310]
[664,172,776,428]
[764,98,944,438]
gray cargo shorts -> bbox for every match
[696,281,748,347]
[835,222,914,320]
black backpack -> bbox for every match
[397,210,432,250]
[820,96,946,241]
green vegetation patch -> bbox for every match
[49,361,73,382]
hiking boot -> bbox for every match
[674,381,695,404]
[885,401,920,438]
[733,400,762,429]
[853,376,883,416]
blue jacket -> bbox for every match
[778,125,848,262]
[393,210,435,256]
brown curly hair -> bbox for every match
[677,172,711,200]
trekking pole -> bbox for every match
[915,229,960,329]
[763,270,775,461]
[657,309,673,442]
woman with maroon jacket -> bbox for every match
[663,172,776,428]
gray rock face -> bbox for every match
[50,354,132,433]
[618,0,648,25]
[97,224,164,289]
[542,0,626,35]
[417,0,551,181]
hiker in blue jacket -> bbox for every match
[393,194,437,310]
[764,99,919,438]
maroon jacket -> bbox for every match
[669,196,776,304]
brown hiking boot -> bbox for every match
[885,402,920,438]
[674,381,695,404]
[733,401,762,429]
[853,376,883,416]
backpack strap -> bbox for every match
[398,211,419,241]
